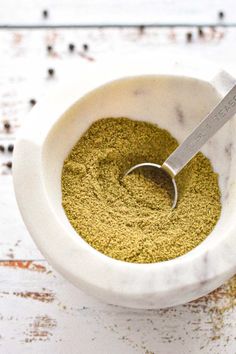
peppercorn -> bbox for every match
[4,121,11,132]
[6,161,12,169]
[29,99,36,106]
[139,25,145,34]
[218,11,225,20]
[68,43,75,52]
[42,9,49,18]
[8,144,14,153]
[48,68,54,77]
[0,145,5,152]
[47,45,53,53]
[186,32,193,42]
[198,27,204,38]
[82,43,89,51]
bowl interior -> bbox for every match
[42,75,236,256]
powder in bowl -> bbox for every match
[61,117,221,263]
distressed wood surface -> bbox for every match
[0,0,234,26]
[0,261,235,354]
[0,3,236,353]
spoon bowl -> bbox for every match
[125,162,178,208]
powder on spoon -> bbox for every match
[61,117,221,263]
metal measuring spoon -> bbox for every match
[125,84,236,208]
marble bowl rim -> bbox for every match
[12,56,236,308]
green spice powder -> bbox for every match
[62,118,221,263]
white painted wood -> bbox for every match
[0,13,235,352]
[0,177,43,260]
[0,0,233,25]
[0,261,235,353]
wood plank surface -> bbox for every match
[0,261,235,353]
[0,0,234,26]
[0,2,236,352]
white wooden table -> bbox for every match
[0,1,236,353]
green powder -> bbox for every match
[61,117,221,263]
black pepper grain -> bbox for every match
[186,32,193,42]
[3,121,11,132]
[6,161,12,169]
[198,27,204,38]
[8,144,14,153]
[82,43,89,51]
[42,9,49,18]
[139,25,145,34]
[218,11,225,20]
[68,43,75,52]
[47,45,53,53]
[48,68,55,77]
[29,99,36,106]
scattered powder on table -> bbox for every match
[61,117,221,263]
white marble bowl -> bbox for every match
[13,57,236,309]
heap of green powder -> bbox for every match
[61,118,221,263]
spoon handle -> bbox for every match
[162,84,236,177]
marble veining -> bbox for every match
[175,105,185,124]
[225,142,233,158]
[133,88,149,96]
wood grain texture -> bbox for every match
[0,4,236,352]
[0,261,235,353]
